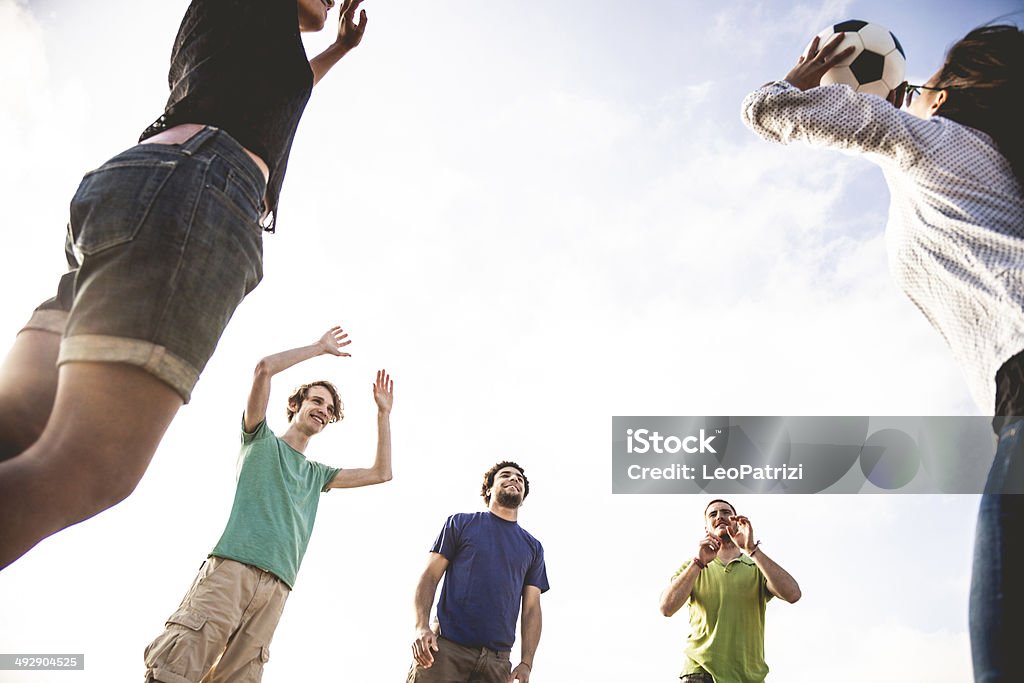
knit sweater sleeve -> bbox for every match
[741,81,941,171]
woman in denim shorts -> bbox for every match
[0,0,367,568]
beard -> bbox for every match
[495,487,523,509]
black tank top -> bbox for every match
[994,349,1024,433]
[140,0,314,232]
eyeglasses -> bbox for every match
[904,84,945,106]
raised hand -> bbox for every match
[317,326,352,357]
[784,34,856,91]
[336,0,368,52]
[697,533,721,565]
[730,515,756,553]
[373,369,393,413]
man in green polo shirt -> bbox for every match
[143,326,394,683]
[659,500,801,683]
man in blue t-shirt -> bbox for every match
[409,461,549,683]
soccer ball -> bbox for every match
[811,20,906,98]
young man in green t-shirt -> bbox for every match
[659,500,801,683]
[143,326,394,683]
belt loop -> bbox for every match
[178,126,218,156]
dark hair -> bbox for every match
[704,499,736,516]
[480,461,530,505]
[935,24,1023,183]
[286,380,342,423]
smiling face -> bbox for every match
[490,466,526,509]
[289,385,341,435]
[705,501,736,539]
[296,0,333,32]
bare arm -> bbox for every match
[310,0,367,86]
[510,586,542,683]
[244,327,351,432]
[412,552,449,668]
[731,516,801,603]
[750,549,801,603]
[659,562,701,617]
[660,533,720,617]
[326,370,393,488]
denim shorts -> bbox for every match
[23,127,266,403]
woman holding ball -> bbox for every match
[742,24,1023,682]
[0,0,367,569]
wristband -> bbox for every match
[749,541,761,557]
[693,557,707,569]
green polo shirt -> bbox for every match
[674,555,773,683]
[211,420,340,588]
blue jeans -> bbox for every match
[970,419,1024,682]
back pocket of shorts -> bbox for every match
[204,167,263,228]
[70,159,177,255]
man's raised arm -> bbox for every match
[732,516,801,603]
[660,533,721,617]
[244,326,351,432]
[326,369,393,488]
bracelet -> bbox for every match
[749,541,761,557]
[520,662,532,671]
[693,557,707,569]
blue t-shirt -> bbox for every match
[431,511,550,652]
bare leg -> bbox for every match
[0,330,61,462]
[0,361,182,569]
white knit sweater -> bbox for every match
[742,81,1024,411]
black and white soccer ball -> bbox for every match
[811,20,906,98]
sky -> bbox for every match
[0,0,1021,680]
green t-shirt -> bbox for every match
[674,555,773,683]
[211,420,340,588]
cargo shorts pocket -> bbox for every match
[245,645,271,679]
[70,159,178,256]
[143,607,209,677]
[167,607,207,631]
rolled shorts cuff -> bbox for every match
[58,335,197,403]
[147,667,193,683]
[21,309,68,336]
